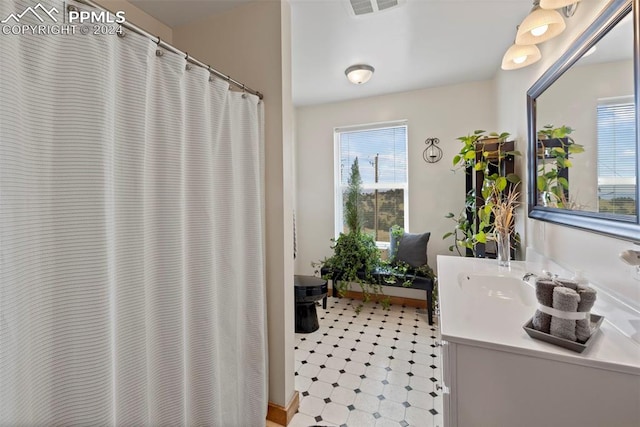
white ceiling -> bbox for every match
[129,0,540,106]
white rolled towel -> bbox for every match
[550,286,580,342]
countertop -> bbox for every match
[437,255,640,376]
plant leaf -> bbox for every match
[558,177,569,189]
[496,176,507,192]
[481,187,491,200]
[506,173,521,184]
[537,176,546,191]
[568,144,585,154]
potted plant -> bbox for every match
[536,124,584,209]
[444,130,521,257]
[313,158,388,312]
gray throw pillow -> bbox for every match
[396,232,430,268]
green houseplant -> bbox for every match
[313,159,437,314]
[537,124,584,209]
[313,158,388,312]
[443,130,521,257]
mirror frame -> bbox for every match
[527,0,640,242]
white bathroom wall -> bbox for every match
[495,0,640,314]
[295,80,497,299]
[95,0,173,42]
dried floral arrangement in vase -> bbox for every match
[486,183,520,267]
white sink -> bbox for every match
[457,272,536,306]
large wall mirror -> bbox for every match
[527,0,639,242]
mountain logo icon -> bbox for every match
[1,3,59,24]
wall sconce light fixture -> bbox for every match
[501,41,542,70]
[502,0,579,71]
[516,0,566,45]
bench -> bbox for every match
[320,266,435,325]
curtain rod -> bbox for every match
[75,0,264,100]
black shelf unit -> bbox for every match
[464,140,516,259]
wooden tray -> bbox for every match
[523,314,604,353]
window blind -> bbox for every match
[339,126,407,186]
[597,102,637,216]
[336,124,408,242]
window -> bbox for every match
[596,98,637,216]
[334,121,408,244]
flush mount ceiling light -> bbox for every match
[540,0,581,18]
[501,43,542,70]
[345,64,375,84]
[516,0,566,45]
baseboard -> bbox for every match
[267,391,299,426]
[337,288,427,309]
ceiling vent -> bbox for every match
[347,0,405,16]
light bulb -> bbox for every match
[350,70,369,84]
[513,55,528,64]
[531,24,549,37]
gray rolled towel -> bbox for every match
[556,278,579,290]
[550,286,580,341]
[576,284,597,342]
[532,279,557,333]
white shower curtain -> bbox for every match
[0,0,267,425]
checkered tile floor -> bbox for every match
[292,297,443,427]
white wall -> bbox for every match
[495,0,640,324]
[95,0,173,42]
[295,80,496,298]
[172,0,296,410]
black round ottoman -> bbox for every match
[294,275,328,333]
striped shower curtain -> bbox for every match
[0,0,267,425]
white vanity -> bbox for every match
[437,255,640,427]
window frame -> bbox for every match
[333,120,409,247]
